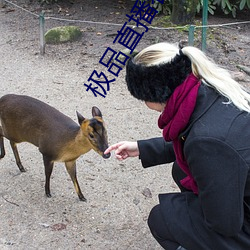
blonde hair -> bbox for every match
[134,42,250,113]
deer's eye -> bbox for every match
[89,133,94,139]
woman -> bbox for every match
[104,42,250,250]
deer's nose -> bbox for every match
[103,152,111,159]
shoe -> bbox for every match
[176,246,187,250]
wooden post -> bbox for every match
[202,0,208,51]
[188,25,195,46]
[39,11,45,55]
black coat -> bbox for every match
[138,84,250,250]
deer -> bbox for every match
[0,94,110,201]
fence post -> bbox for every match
[202,0,208,51]
[188,25,195,46]
[39,11,45,55]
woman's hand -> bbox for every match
[104,141,139,160]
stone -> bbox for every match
[45,26,82,44]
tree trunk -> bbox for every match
[171,0,198,25]
[0,0,5,8]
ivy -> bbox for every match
[141,0,250,18]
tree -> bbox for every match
[171,0,199,25]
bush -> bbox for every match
[38,0,58,4]
[144,0,250,18]
[212,0,250,17]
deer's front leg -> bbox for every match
[65,160,86,202]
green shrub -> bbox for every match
[142,0,250,18]
[213,0,250,17]
[38,0,58,4]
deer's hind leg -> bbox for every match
[0,126,5,159]
[10,141,26,172]
[43,155,54,198]
[65,161,86,202]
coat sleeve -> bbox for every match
[185,136,249,237]
[137,137,175,168]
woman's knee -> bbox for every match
[148,204,161,233]
[148,205,179,249]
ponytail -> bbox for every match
[182,46,250,112]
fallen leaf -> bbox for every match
[51,223,67,231]
[142,188,152,198]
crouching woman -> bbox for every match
[105,42,250,250]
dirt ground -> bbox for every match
[0,0,249,249]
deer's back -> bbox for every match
[0,94,79,148]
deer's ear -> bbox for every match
[92,106,102,118]
[76,111,85,125]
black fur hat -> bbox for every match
[125,52,192,103]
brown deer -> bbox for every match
[0,94,110,201]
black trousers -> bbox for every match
[148,162,188,250]
[148,162,250,250]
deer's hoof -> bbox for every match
[79,196,87,202]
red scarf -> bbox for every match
[158,73,201,194]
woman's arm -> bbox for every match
[138,137,175,168]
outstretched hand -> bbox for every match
[104,141,139,160]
